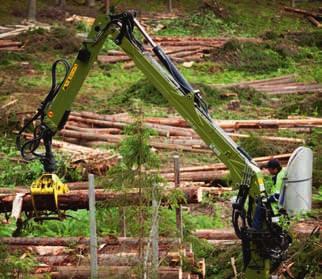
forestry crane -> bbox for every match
[16,11,311,278]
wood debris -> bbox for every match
[97,36,262,66]
[23,136,120,174]
[284,6,322,28]
[0,23,51,39]
[214,75,322,95]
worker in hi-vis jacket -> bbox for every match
[253,159,286,230]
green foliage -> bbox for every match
[107,79,167,109]
[231,86,268,106]
[0,137,82,188]
[221,0,317,37]
[312,187,322,203]
[0,244,36,279]
[20,210,89,237]
[186,235,243,278]
[287,230,321,278]
[238,133,290,157]
[0,52,30,67]
[284,31,322,48]
[157,11,237,37]
[0,218,17,237]
[18,26,81,54]
[0,157,43,188]
[194,83,224,108]
[105,111,162,192]
[98,105,166,243]
[212,40,288,74]
[275,94,322,118]
[119,119,160,170]
[75,21,90,33]
[184,210,224,232]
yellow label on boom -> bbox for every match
[63,64,78,90]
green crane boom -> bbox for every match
[16,11,291,278]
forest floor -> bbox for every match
[0,0,321,278]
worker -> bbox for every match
[253,159,286,230]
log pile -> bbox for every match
[214,75,322,95]
[0,23,51,39]
[97,36,228,66]
[2,236,205,278]
[0,39,23,51]
[98,36,264,66]
[284,6,322,28]
[0,185,203,213]
[66,13,180,27]
[154,153,291,184]
[22,135,120,174]
[193,220,321,246]
[55,111,310,154]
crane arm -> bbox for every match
[16,11,291,278]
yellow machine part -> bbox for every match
[30,173,69,215]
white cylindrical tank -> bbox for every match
[279,146,313,216]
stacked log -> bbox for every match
[55,111,310,153]
[0,23,51,39]
[66,13,180,27]
[214,75,322,95]
[0,39,23,51]
[41,266,185,279]
[153,153,291,184]
[2,236,204,278]
[97,37,224,65]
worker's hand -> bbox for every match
[268,193,280,203]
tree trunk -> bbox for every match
[168,0,173,13]
[55,0,66,7]
[27,0,37,21]
[291,0,296,8]
[104,0,110,14]
[86,0,95,7]
[119,207,127,237]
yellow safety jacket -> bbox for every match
[270,168,286,214]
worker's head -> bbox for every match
[265,159,282,175]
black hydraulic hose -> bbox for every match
[152,45,194,95]
[39,59,70,113]
[16,59,70,161]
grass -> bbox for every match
[218,0,319,37]
[155,0,320,38]
[157,11,238,37]
[0,137,82,188]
